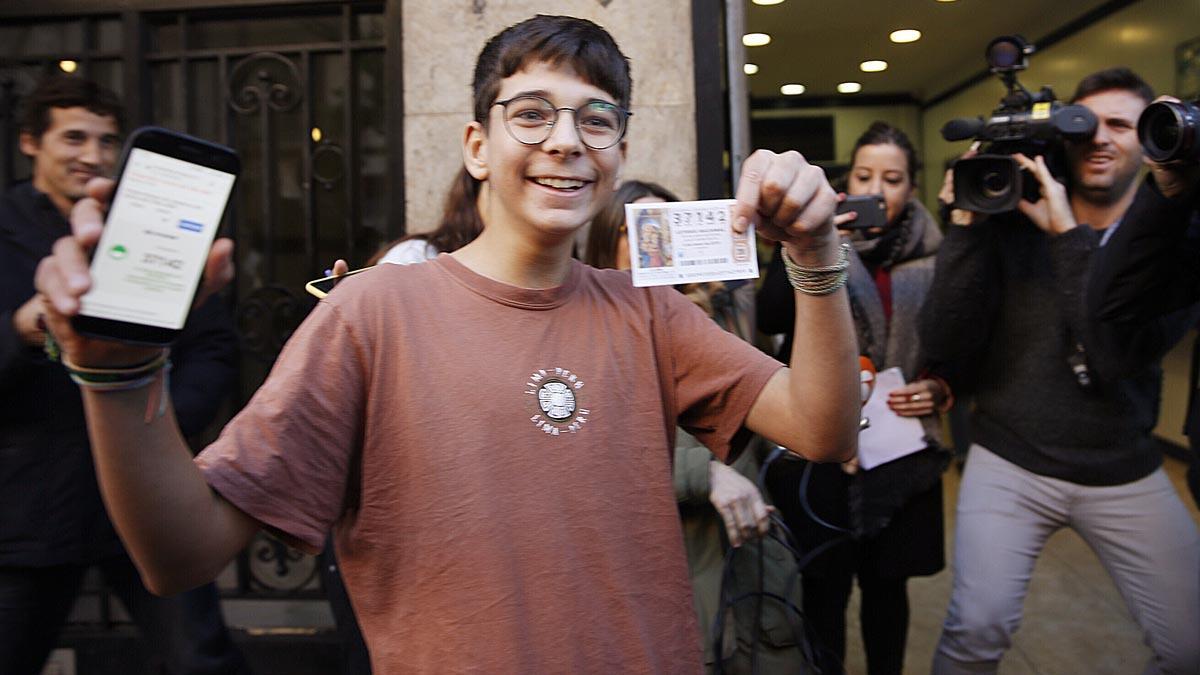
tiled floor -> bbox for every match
[840,455,1199,675]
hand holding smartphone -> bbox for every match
[835,194,887,231]
[71,128,240,345]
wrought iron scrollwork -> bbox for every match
[249,532,317,592]
[228,52,302,116]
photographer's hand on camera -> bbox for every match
[1014,153,1079,235]
[34,177,235,368]
[939,144,983,227]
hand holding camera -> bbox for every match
[1013,153,1077,235]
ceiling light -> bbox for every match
[936,0,958,3]
[860,60,888,73]
[744,63,760,75]
[837,82,863,94]
[752,0,785,4]
[780,84,806,96]
[58,60,78,73]
[743,33,771,47]
[889,29,922,43]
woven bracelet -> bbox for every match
[781,242,850,296]
[62,349,169,386]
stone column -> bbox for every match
[402,0,697,234]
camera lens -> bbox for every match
[982,171,1010,199]
[1138,100,1199,163]
[988,42,1020,69]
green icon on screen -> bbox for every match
[108,244,128,260]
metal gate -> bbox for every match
[0,0,402,614]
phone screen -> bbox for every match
[80,148,237,330]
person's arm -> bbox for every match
[732,150,859,463]
[0,295,45,389]
[34,177,256,594]
[1088,175,1200,323]
[918,225,997,391]
[673,441,771,547]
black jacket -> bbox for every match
[0,182,239,566]
[920,207,1199,486]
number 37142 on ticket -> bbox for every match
[623,199,758,288]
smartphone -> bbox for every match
[304,267,373,299]
[835,194,887,230]
[73,127,240,345]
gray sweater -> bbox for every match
[921,214,1198,486]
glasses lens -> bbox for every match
[578,101,623,149]
[504,96,555,144]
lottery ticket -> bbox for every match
[623,199,757,288]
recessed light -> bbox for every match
[837,82,863,94]
[58,60,78,73]
[743,33,771,47]
[890,29,922,43]
[860,60,888,73]
[752,0,785,4]
[744,63,760,75]
[780,83,806,95]
[936,0,958,3]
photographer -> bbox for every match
[923,68,1200,675]
[1087,106,1200,507]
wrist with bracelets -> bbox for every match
[781,242,850,295]
[62,350,170,391]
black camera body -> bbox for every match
[941,36,1098,214]
[1138,99,1200,163]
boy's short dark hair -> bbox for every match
[1070,67,1154,106]
[471,14,632,124]
[19,75,126,140]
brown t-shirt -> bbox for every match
[196,256,781,673]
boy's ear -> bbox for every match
[463,121,489,181]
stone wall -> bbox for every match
[402,0,697,233]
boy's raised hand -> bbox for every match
[35,176,235,367]
[733,149,839,262]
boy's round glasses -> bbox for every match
[493,95,631,150]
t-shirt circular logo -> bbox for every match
[537,380,576,421]
[525,367,590,436]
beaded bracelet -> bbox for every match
[781,242,850,296]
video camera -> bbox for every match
[941,36,1098,214]
[1138,98,1200,163]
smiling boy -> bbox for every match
[35,15,859,672]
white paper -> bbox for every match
[857,367,927,471]
[624,199,758,288]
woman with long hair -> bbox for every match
[759,121,950,675]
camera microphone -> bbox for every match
[941,117,986,142]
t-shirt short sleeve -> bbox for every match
[195,300,368,553]
[654,286,782,461]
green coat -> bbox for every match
[674,432,812,674]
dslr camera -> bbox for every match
[1138,98,1200,162]
[941,36,1098,214]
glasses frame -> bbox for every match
[492,95,633,150]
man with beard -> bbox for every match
[924,67,1200,675]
